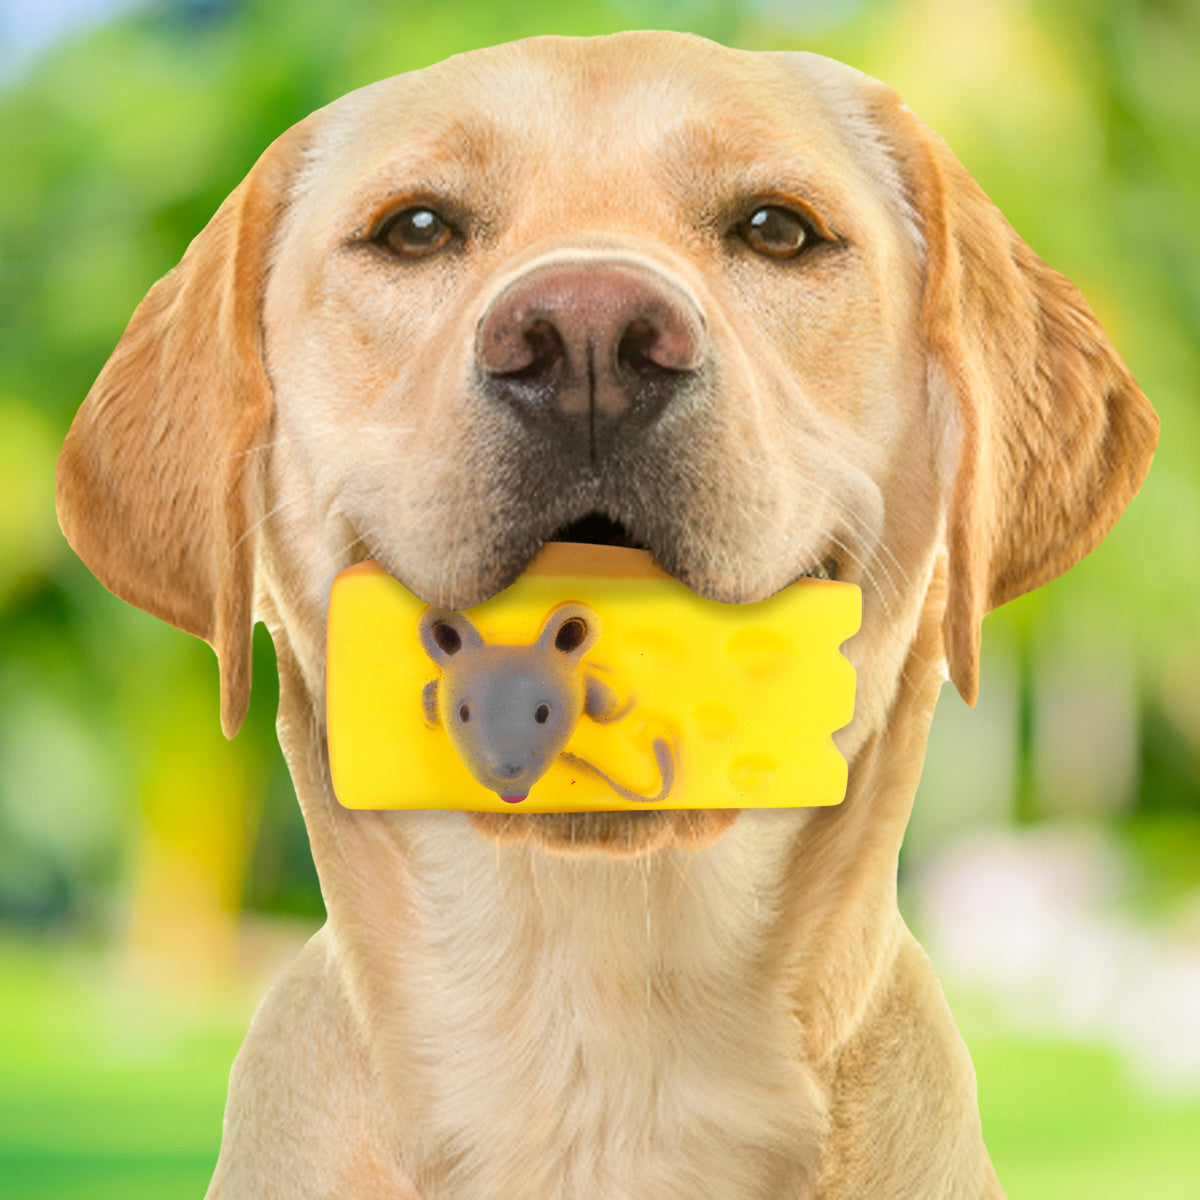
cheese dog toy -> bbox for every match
[326,542,860,813]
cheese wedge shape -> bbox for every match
[326,543,860,812]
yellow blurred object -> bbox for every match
[127,670,255,990]
[326,543,860,812]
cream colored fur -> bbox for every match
[57,33,1157,1199]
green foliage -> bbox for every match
[2,0,1198,923]
[2,3,1199,1192]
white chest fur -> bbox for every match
[397,811,824,1200]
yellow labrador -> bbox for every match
[57,32,1157,1200]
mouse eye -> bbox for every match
[535,704,550,724]
[375,206,454,257]
[738,205,818,260]
[459,703,470,723]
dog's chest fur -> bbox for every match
[392,813,824,1199]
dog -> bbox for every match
[56,32,1157,1200]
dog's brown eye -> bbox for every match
[535,704,550,724]
[376,207,453,257]
[739,206,814,260]
[459,703,470,722]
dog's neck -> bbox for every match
[344,809,826,1197]
[266,568,948,1198]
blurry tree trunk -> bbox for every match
[1012,611,1039,825]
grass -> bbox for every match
[971,1027,1200,1199]
[2,934,1199,1198]
[0,936,248,1199]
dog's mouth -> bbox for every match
[549,511,648,551]
[342,504,848,854]
[547,510,839,583]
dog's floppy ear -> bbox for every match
[868,89,1158,705]
[57,121,311,737]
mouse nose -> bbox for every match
[475,256,708,431]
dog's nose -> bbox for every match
[475,258,708,429]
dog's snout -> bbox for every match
[475,259,708,430]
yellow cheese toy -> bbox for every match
[326,543,861,813]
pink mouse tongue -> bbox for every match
[500,793,528,804]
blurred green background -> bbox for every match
[2,0,1198,1196]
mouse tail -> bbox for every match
[561,737,675,804]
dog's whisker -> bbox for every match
[666,847,701,906]
[802,483,910,609]
[233,423,419,463]
[828,531,936,699]
[231,439,278,460]
[229,491,314,553]
[328,535,371,567]
[826,490,912,588]
[821,528,924,697]
[528,838,548,915]
[769,479,931,692]
[642,857,653,948]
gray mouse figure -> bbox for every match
[417,603,674,804]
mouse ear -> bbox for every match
[537,603,600,658]
[418,609,483,664]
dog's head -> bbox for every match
[57,33,1156,854]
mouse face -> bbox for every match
[418,603,599,801]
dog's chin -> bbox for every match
[352,511,829,856]
[468,808,742,856]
